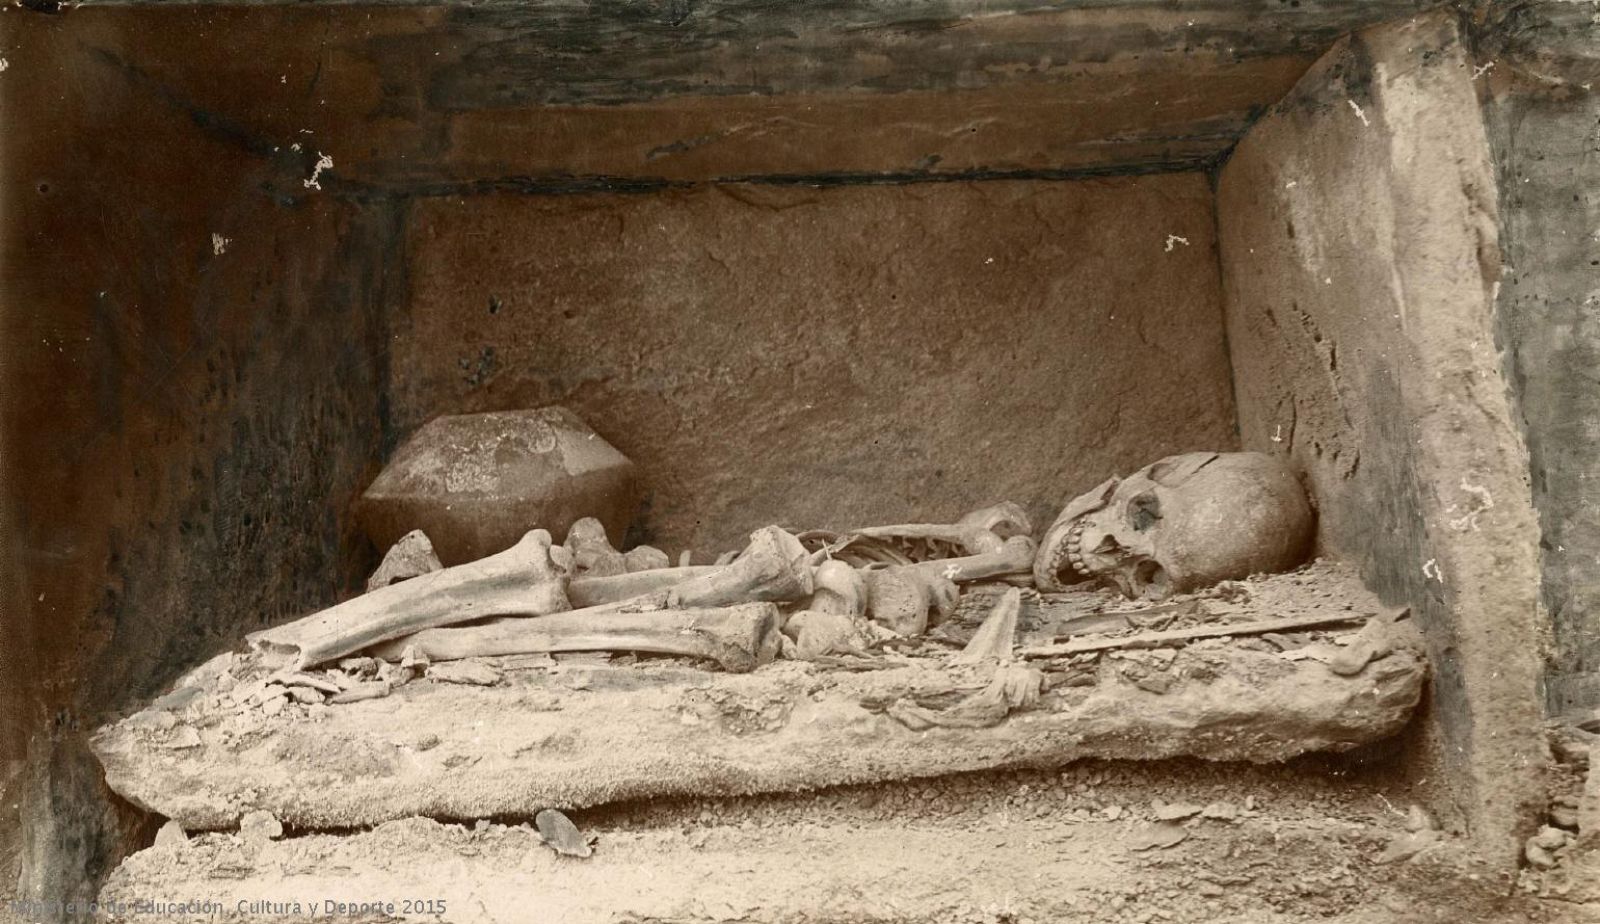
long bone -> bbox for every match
[253,527,811,671]
[570,526,813,609]
[902,535,1037,584]
[370,603,782,673]
[248,529,571,670]
[801,503,1034,576]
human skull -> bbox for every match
[1032,452,1314,599]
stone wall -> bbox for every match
[0,12,398,913]
[1472,0,1600,715]
[391,175,1237,556]
[1216,11,1546,859]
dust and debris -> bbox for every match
[211,233,230,256]
[303,152,333,190]
[1347,99,1370,127]
[1164,234,1190,252]
[0,58,9,73]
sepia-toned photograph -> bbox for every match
[3,0,1598,920]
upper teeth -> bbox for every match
[1062,520,1088,577]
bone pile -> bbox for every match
[246,502,1038,687]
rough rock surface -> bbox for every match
[96,761,1531,924]
[1216,10,1546,855]
[93,564,1425,831]
[393,175,1238,556]
[357,407,639,565]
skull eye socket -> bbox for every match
[1128,492,1162,532]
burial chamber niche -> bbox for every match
[2,3,1555,920]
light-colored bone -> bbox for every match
[809,560,866,617]
[565,517,628,578]
[370,604,782,673]
[656,526,814,608]
[567,528,811,609]
[623,545,670,572]
[953,587,1021,665]
[887,664,1043,729]
[852,501,1033,556]
[864,568,957,635]
[906,535,1036,584]
[366,529,443,592]
[248,529,571,670]
[567,567,717,608]
[783,610,870,661]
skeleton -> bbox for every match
[782,560,872,660]
[1032,451,1314,599]
[800,503,1036,635]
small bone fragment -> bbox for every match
[248,529,571,670]
[328,680,392,704]
[1128,822,1189,851]
[865,568,957,635]
[285,687,324,705]
[887,664,1043,730]
[164,726,202,750]
[1153,801,1202,821]
[240,810,283,842]
[375,604,782,673]
[1021,612,1372,658]
[784,610,869,661]
[952,588,1021,665]
[678,550,693,567]
[565,517,627,578]
[623,545,670,572]
[269,672,342,694]
[426,660,503,686]
[1326,614,1398,675]
[809,560,866,617]
[366,529,443,592]
[535,809,592,858]
[151,685,205,713]
[153,820,187,848]
[400,645,430,671]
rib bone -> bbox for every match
[248,529,570,670]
